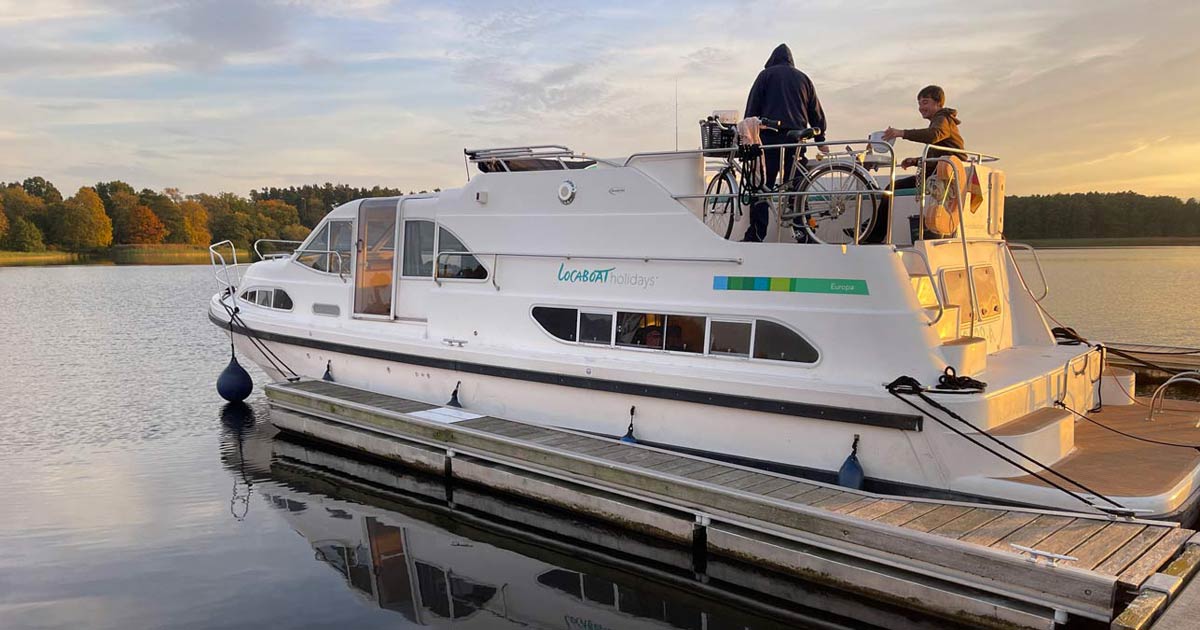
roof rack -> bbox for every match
[464,145,596,173]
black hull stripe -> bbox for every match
[210,312,922,431]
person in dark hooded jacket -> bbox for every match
[742,44,827,242]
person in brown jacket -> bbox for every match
[871,85,964,240]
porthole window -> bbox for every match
[753,320,818,363]
[533,307,577,341]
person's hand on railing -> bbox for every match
[881,127,904,141]
[900,157,921,169]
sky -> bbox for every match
[1,0,1198,199]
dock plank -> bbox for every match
[991,514,1074,551]
[1063,523,1146,570]
[930,508,1004,539]
[725,473,778,491]
[650,458,718,476]
[845,499,907,520]
[904,505,974,533]
[457,417,509,432]
[959,512,1039,547]
[811,492,869,512]
[1093,527,1171,577]
[1033,519,1110,556]
[1118,528,1194,588]
[786,487,849,506]
[764,482,823,501]
[738,476,800,496]
[830,498,879,514]
[702,469,759,486]
[687,465,740,482]
[874,502,941,527]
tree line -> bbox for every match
[2,176,1196,252]
[1005,192,1200,239]
[0,177,434,253]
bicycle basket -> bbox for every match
[700,120,737,150]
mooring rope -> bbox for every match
[220,299,301,381]
[887,376,1128,514]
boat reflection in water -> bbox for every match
[219,405,967,630]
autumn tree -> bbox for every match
[54,187,113,250]
[4,217,45,251]
[0,195,8,243]
[1,185,47,224]
[178,200,212,246]
[126,205,168,243]
[140,189,182,243]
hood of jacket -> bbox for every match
[764,44,794,69]
[935,107,961,124]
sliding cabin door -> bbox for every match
[354,199,399,318]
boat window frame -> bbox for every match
[238,286,295,312]
[400,219,436,280]
[292,219,354,277]
[527,306,820,366]
[434,223,490,283]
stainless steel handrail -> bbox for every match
[897,248,945,326]
[433,251,744,288]
[253,238,303,261]
[1147,372,1200,421]
[1006,242,1049,301]
[208,240,242,294]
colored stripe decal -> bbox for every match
[714,276,869,295]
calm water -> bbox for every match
[0,248,1196,629]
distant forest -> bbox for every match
[0,177,436,253]
[0,176,1196,253]
[1005,192,1200,239]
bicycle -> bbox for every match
[700,117,884,244]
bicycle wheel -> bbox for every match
[703,169,739,240]
[797,162,882,244]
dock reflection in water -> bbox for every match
[220,405,966,630]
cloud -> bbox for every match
[150,0,297,70]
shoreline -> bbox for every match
[2,238,1196,268]
[0,245,249,267]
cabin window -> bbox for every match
[296,220,352,274]
[241,289,258,303]
[256,290,272,307]
[579,312,614,344]
[709,320,751,356]
[329,221,353,275]
[753,319,818,363]
[437,227,487,280]
[664,315,705,354]
[537,569,583,598]
[402,220,435,277]
[617,312,666,348]
[533,307,577,341]
[272,289,293,310]
[297,223,330,272]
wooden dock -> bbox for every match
[265,379,1200,629]
[1105,342,1200,379]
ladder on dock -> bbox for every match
[265,379,1200,629]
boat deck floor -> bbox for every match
[266,379,1196,593]
[1002,399,1200,498]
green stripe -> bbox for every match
[714,276,869,295]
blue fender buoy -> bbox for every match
[217,356,253,402]
[837,434,865,490]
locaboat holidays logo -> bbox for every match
[556,263,656,289]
